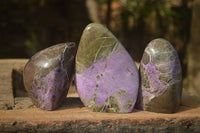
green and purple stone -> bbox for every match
[75,23,139,113]
[136,38,182,113]
[23,43,76,111]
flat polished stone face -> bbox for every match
[75,23,139,113]
[136,38,182,113]
[23,43,76,111]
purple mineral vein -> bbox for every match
[76,43,139,113]
[138,39,182,112]
[141,42,181,100]
[24,43,75,111]
[31,62,68,110]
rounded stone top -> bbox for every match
[76,23,118,73]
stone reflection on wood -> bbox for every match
[75,23,139,113]
[136,38,182,113]
[23,43,76,111]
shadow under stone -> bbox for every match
[57,97,84,110]
[12,67,28,97]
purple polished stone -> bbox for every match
[136,38,182,113]
[75,23,139,113]
[23,43,76,111]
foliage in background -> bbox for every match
[119,0,191,77]
[24,30,39,56]
[121,0,177,34]
[0,0,191,78]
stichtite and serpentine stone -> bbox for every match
[75,23,139,113]
[136,38,182,113]
[23,43,76,111]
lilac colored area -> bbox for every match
[75,43,139,113]
[141,43,181,100]
[137,39,182,112]
[24,43,75,111]
[31,65,69,110]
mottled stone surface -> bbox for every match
[136,38,182,113]
[75,23,139,113]
[23,43,76,111]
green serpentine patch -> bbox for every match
[76,23,118,73]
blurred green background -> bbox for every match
[0,0,197,81]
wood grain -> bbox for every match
[0,59,28,109]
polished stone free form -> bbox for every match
[136,39,182,113]
[75,23,139,113]
[23,43,76,111]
